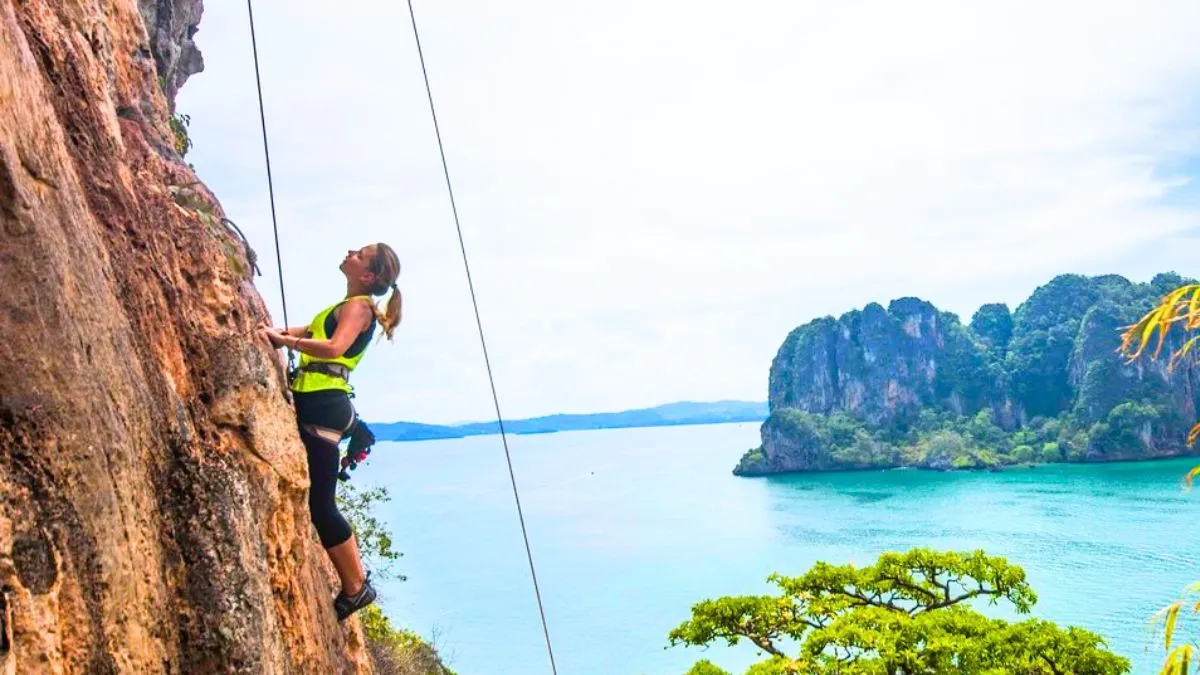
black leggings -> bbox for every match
[294,390,354,548]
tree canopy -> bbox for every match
[668,548,1129,675]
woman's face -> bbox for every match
[340,244,378,286]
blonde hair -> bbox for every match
[367,242,402,340]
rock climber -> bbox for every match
[257,242,402,621]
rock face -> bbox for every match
[137,0,205,108]
[767,298,997,428]
[0,1,370,673]
[738,273,1200,475]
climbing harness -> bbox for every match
[299,412,375,482]
[296,362,351,381]
[243,1,559,670]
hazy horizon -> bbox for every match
[374,397,767,426]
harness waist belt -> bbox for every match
[299,362,351,381]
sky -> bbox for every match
[174,0,1200,425]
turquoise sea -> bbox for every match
[360,422,1200,675]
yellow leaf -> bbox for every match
[1124,307,1165,360]
[1161,647,1179,675]
[1169,285,1196,305]
[1155,312,1175,359]
[1141,309,1165,356]
[1188,424,1200,448]
[1124,285,1200,359]
[1170,337,1200,373]
[1186,466,1200,488]
[1165,602,1182,650]
[1161,644,1196,675]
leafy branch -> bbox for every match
[1117,284,1200,480]
[667,548,1125,674]
[1118,282,1200,674]
[170,112,193,157]
[336,482,405,581]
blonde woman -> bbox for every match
[259,242,401,620]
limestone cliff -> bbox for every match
[766,297,1000,428]
[737,272,1200,475]
[137,0,204,108]
[0,1,372,672]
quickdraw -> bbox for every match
[338,414,376,482]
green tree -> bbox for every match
[970,302,1014,355]
[1010,444,1035,463]
[337,482,405,580]
[1006,274,1099,418]
[360,604,457,675]
[335,483,456,674]
[667,548,1128,674]
[966,409,1007,450]
[684,660,735,675]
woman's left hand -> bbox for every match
[257,323,287,349]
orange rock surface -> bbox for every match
[0,1,371,672]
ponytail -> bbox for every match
[368,242,403,341]
[380,283,402,341]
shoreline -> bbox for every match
[732,451,1200,478]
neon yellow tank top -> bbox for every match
[290,295,375,395]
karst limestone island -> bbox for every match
[735,272,1200,475]
[0,1,447,673]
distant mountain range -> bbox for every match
[367,400,769,442]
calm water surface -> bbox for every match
[358,422,1200,675]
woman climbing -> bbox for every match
[257,242,402,621]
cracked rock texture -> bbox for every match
[0,0,371,672]
[137,0,204,108]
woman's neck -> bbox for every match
[345,282,370,298]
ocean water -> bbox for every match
[356,422,1200,675]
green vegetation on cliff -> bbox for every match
[668,548,1129,674]
[337,484,455,674]
[361,605,457,675]
[738,272,1200,475]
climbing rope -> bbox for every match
[242,1,559,670]
[405,3,560,673]
[244,0,295,373]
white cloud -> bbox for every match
[176,0,1200,424]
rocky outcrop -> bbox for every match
[137,0,205,107]
[767,298,998,428]
[0,1,370,673]
[739,272,1200,475]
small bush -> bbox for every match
[361,605,456,675]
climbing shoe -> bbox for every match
[334,574,377,621]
